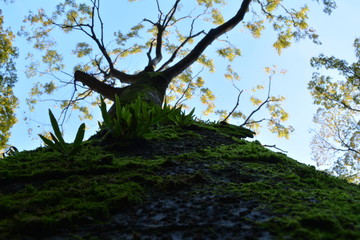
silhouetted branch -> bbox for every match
[174,67,204,107]
[263,144,288,153]
[241,76,272,127]
[222,83,244,123]
[157,30,205,71]
[165,0,252,79]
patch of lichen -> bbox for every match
[2,122,360,239]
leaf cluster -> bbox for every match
[99,96,196,139]
[245,0,335,54]
[0,12,19,149]
[39,110,85,156]
[309,37,360,182]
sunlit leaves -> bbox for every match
[166,69,216,116]
[17,0,335,143]
[354,38,360,59]
[216,47,241,62]
[196,76,205,87]
[198,54,215,72]
[42,50,64,72]
[217,65,292,138]
[245,20,265,38]
[27,81,57,111]
[0,12,18,149]
[247,1,320,54]
[73,42,93,57]
[311,108,360,182]
[310,37,360,182]
[197,0,225,8]
[273,31,292,54]
[200,87,216,115]
[265,0,280,12]
[211,9,224,25]
[0,85,18,149]
[309,43,360,112]
[115,23,144,46]
[250,96,262,106]
[224,65,240,81]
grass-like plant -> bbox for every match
[162,103,196,127]
[99,95,162,139]
[39,109,85,156]
[99,95,196,139]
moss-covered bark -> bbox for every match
[1,122,360,239]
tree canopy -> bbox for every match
[309,37,360,182]
[2,0,336,149]
[0,8,18,149]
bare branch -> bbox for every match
[157,30,205,71]
[263,144,288,154]
[75,70,118,100]
[174,67,204,107]
[241,75,272,127]
[222,83,244,123]
[147,39,155,63]
[163,0,181,27]
[155,0,162,16]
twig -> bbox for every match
[241,75,273,127]
[157,30,205,71]
[174,67,204,107]
[263,144,288,154]
[222,82,244,123]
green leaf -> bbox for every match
[211,9,224,25]
[50,132,69,153]
[39,134,62,153]
[100,96,111,128]
[73,42,92,58]
[48,109,66,147]
[73,123,85,149]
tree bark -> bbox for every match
[75,70,170,107]
[75,70,122,101]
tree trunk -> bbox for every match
[75,70,171,112]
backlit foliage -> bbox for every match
[309,37,360,182]
[217,66,293,139]
[19,0,335,138]
[0,10,18,149]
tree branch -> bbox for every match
[222,83,244,123]
[241,75,272,127]
[165,0,252,79]
[74,70,121,100]
[109,68,138,84]
[157,30,205,71]
[263,144,288,154]
[174,67,204,107]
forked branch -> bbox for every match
[165,0,252,79]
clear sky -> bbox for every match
[1,0,360,167]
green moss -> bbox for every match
[1,122,360,239]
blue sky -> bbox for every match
[2,0,360,167]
